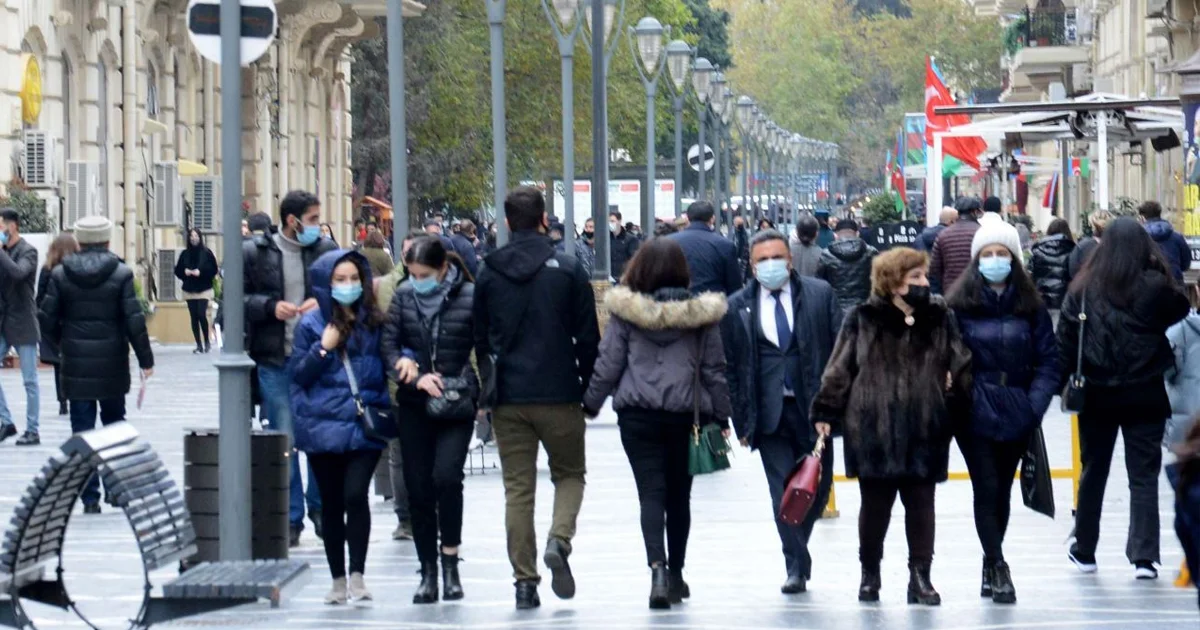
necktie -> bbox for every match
[772,290,794,390]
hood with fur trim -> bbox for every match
[604,286,728,332]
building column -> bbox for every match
[276,32,291,208]
[123,0,139,263]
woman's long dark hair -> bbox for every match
[404,235,474,283]
[946,252,1043,317]
[621,237,690,294]
[186,228,205,250]
[330,253,384,347]
[1069,216,1169,308]
[1046,218,1074,243]
[796,214,819,246]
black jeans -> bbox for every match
[397,406,474,564]
[1075,411,1165,564]
[70,398,126,506]
[308,449,381,579]
[859,478,936,569]
[959,431,1026,562]
[618,413,694,570]
[186,299,209,348]
[52,364,64,404]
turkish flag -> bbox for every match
[924,57,987,170]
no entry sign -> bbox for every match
[187,0,277,67]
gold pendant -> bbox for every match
[904,315,915,326]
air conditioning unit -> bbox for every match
[157,248,183,302]
[64,161,99,230]
[21,130,53,188]
[151,162,181,227]
[191,177,220,232]
[1070,63,1094,94]
[1147,0,1169,18]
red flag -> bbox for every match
[924,57,987,170]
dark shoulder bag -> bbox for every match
[1061,292,1087,414]
[425,315,477,421]
[342,353,396,441]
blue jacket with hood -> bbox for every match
[1145,218,1192,282]
[288,249,389,453]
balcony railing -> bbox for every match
[1021,7,1079,48]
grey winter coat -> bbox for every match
[0,238,40,346]
[790,242,823,278]
[583,286,733,427]
[1166,313,1200,450]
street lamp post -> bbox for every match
[542,0,583,254]
[585,0,624,282]
[387,0,408,257]
[691,58,713,200]
[665,41,691,218]
[630,17,667,235]
[708,71,726,223]
[487,0,509,245]
[736,96,754,221]
[719,88,734,227]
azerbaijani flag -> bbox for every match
[892,130,907,212]
[1042,171,1059,210]
[925,57,987,170]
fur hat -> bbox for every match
[971,218,1022,260]
[73,215,113,245]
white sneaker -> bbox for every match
[349,572,372,601]
[325,577,348,605]
[1134,562,1158,580]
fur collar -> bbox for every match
[605,286,728,330]
[859,294,949,333]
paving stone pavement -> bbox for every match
[0,346,1196,629]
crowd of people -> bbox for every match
[3,185,1200,613]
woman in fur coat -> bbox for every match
[583,237,733,610]
[811,247,973,606]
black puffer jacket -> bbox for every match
[243,233,337,367]
[1030,234,1075,309]
[382,258,479,406]
[174,242,219,294]
[37,247,154,400]
[817,238,878,312]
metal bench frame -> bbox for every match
[0,423,308,630]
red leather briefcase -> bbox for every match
[778,439,825,526]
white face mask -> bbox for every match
[609,221,619,234]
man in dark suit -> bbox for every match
[722,230,842,594]
[668,201,743,295]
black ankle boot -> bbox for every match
[907,564,941,606]
[649,565,670,610]
[980,557,994,597]
[514,580,540,609]
[858,566,881,602]
[990,560,1016,604]
[668,569,690,604]
[442,553,463,601]
[412,562,438,604]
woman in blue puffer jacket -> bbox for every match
[290,249,390,605]
[947,219,1059,606]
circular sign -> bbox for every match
[687,144,715,172]
[186,0,278,67]
[19,54,42,125]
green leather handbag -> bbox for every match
[687,336,731,476]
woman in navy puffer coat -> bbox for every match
[290,249,389,605]
[947,220,1059,606]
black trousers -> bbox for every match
[308,449,381,579]
[186,299,209,348]
[858,478,936,569]
[618,413,694,570]
[1075,410,1165,564]
[958,431,1026,562]
[397,406,474,564]
[52,364,64,404]
[758,402,834,580]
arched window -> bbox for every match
[62,55,73,159]
[147,60,160,119]
[98,61,110,217]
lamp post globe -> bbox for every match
[632,16,665,74]
[709,71,727,109]
[665,40,691,93]
[583,0,620,45]
[691,57,713,103]
[551,0,579,26]
[736,96,754,129]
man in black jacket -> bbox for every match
[817,218,878,313]
[608,211,640,279]
[722,230,842,594]
[0,208,42,445]
[669,201,742,295]
[39,216,154,513]
[244,190,337,546]
[474,186,600,609]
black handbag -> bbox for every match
[1061,292,1087,414]
[342,354,396,441]
[1019,426,1055,518]
[424,316,477,421]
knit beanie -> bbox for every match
[74,215,113,245]
[971,218,1022,260]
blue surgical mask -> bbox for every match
[297,224,321,246]
[330,282,362,306]
[979,256,1012,283]
[755,259,790,290]
[411,276,440,295]
[0,231,9,245]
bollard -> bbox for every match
[1176,560,1192,588]
[822,484,839,519]
[1071,413,1081,511]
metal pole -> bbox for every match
[1059,138,1073,229]
[697,105,706,200]
[561,50,576,253]
[590,0,610,281]
[673,94,683,217]
[1096,111,1109,211]
[643,86,656,234]
[488,0,509,245]
[742,139,750,223]
[713,118,723,230]
[724,125,733,227]
[216,0,253,562]
[387,0,408,257]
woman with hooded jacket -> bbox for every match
[382,236,478,605]
[583,237,732,610]
[947,220,1059,604]
[1058,217,1191,580]
[174,228,219,353]
[289,249,389,605]
[1029,219,1075,310]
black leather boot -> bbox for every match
[668,569,690,604]
[980,557,994,597]
[649,565,670,610]
[907,564,941,606]
[412,562,438,604]
[858,566,881,602]
[990,560,1016,604]
[442,553,464,601]
[515,580,540,610]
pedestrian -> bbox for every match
[817,218,878,313]
[1029,218,1075,310]
[723,230,843,594]
[576,218,597,277]
[609,211,641,279]
[811,247,973,606]
[1171,420,1200,609]
[175,228,219,354]
[360,230,395,279]
[915,207,957,252]
[929,196,984,294]
[244,190,338,546]
[550,221,570,249]
[1066,210,1110,285]
[668,201,742,295]
[450,220,481,278]
[790,214,823,278]
[731,215,751,281]
[653,220,677,237]
[946,219,1059,604]
[36,233,79,418]
[1139,201,1192,282]
[0,207,42,446]
[320,223,338,246]
[758,218,776,232]
[382,236,478,604]
[583,238,732,609]
[814,210,835,249]
[1058,217,1191,579]
[38,216,154,511]
[1166,284,1200,463]
[474,186,600,609]
[288,249,389,605]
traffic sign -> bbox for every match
[187,0,277,67]
[687,144,715,172]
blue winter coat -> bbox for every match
[288,249,389,454]
[954,284,1059,442]
[1166,313,1200,450]
[1145,218,1192,282]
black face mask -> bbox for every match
[901,285,931,309]
[582,230,594,240]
